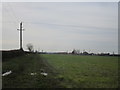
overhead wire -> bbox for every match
[3,3,48,31]
[6,3,20,26]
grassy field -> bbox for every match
[41,54,118,88]
[2,54,118,88]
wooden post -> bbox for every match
[17,22,24,51]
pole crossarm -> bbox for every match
[17,29,25,31]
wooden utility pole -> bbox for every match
[17,22,24,50]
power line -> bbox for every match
[3,3,21,29]
[7,3,20,23]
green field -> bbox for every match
[41,54,118,88]
[2,54,118,88]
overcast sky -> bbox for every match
[2,2,118,53]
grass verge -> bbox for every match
[2,54,63,88]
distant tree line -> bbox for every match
[71,49,119,56]
[34,49,119,56]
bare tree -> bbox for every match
[26,43,34,52]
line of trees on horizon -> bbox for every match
[35,49,119,56]
[26,44,119,56]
